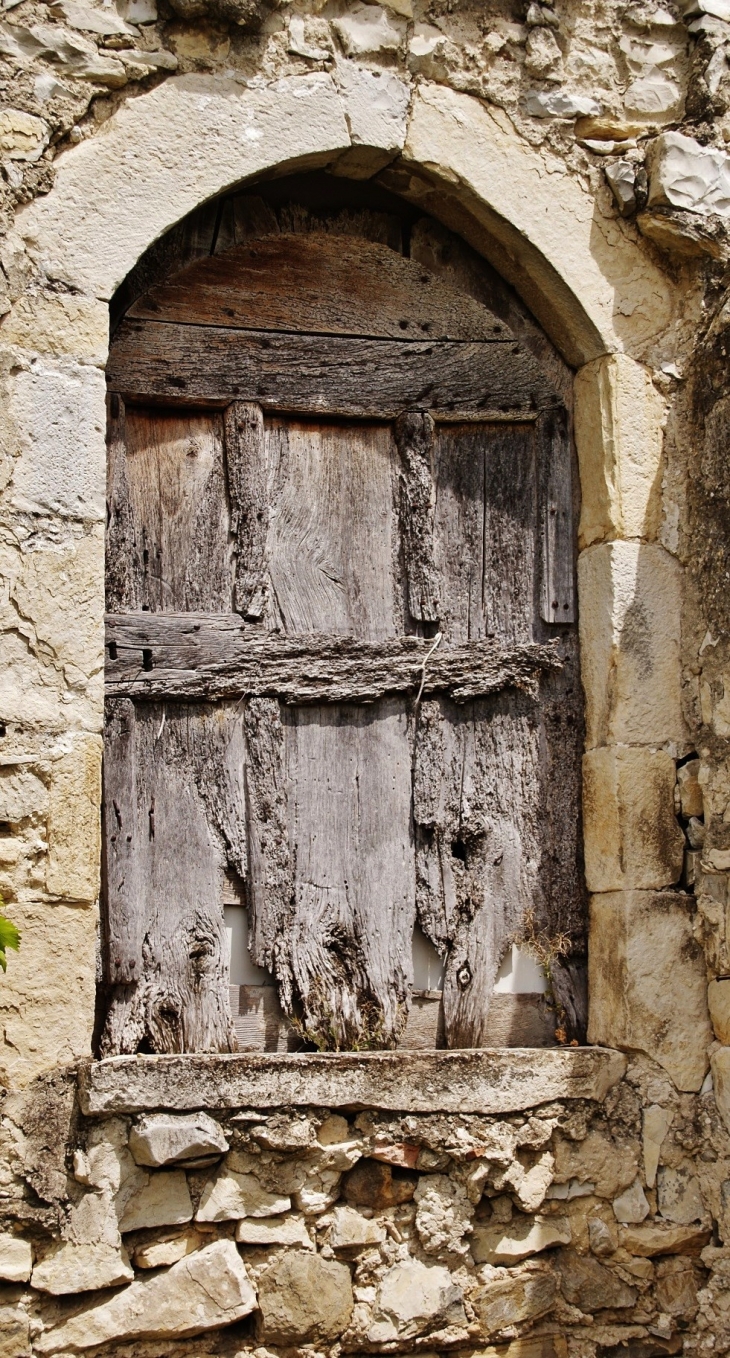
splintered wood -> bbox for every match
[102,210,583,1055]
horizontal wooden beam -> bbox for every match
[107,321,559,419]
[105,615,561,703]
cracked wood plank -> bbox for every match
[395,410,440,624]
[540,407,576,625]
[224,402,268,620]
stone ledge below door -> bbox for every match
[79,1047,626,1117]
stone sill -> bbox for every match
[79,1047,626,1117]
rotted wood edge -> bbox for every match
[105,617,562,704]
[78,1047,628,1116]
[395,410,440,624]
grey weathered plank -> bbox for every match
[224,402,268,620]
[127,233,514,342]
[105,617,561,704]
[242,697,292,993]
[105,395,137,612]
[107,321,557,418]
[395,410,440,624]
[102,698,143,985]
[540,408,576,625]
[100,702,241,1057]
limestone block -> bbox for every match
[236,1215,313,1248]
[708,978,730,1043]
[583,748,684,892]
[31,1242,133,1295]
[647,131,730,217]
[414,1173,473,1256]
[119,1170,193,1233]
[515,1152,554,1213]
[588,1216,618,1256]
[624,74,682,119]
[657,1167,704,1225]
[643,1104,673,1189]
[613,1180,650,1223]
[196,1167,290,1222]
[525,90,602,118]
[471,1215,571,1265]
[332,4,406,56]
[0,1233,32,1282]
[678,759,704,818]
[368,1258,465,1342]
[588,891,712,1092]
[2,292,108,363]
[472,1266,557,1337]
[655,1256,700,1319]
[574,355,665,548]
[0,108,48,161]
[555,1248,636,1309]
[0,901,96,1089]
[133,1230,201,1269]
[710,1047,730,1135]
[292,1172,342,1215]
[34,1239,256,1353]
[619,1222,711,1256]
[329,1204,386,1251]
[579,542,684,749]
[257,1251,353,1344]
[334,62,409,152]
[46,737,102,902]
[554,1128,639,1199]
[129,1112,228,1168]
[6,360,106,521]
[19,74,350,300]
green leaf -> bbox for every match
[0,915,20,971]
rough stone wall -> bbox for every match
[2,0,730,1354]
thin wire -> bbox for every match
[415,631,443,706]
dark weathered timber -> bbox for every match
[105,617,561,704]
[107,321,557,418]
[100,702,239,1057]
[395,411,440,624]
[102,698,143,984]
[242,697,292,995]
[540,407,576,625]
[128,234,513,343]
[224,403,268,620]
[105,396,138,612]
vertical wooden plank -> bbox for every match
[243,697,292,1000]
[102,698,143,985]
[106,395,138,612]
[224,402,269,620]
[395,410,440,625]
[540,407,575,625]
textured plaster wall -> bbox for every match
[0,0,729,1353]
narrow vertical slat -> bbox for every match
[540,408,575,625]
[395,410,440,625]
[224,402,269,620]
[102,698,143,985]
[105,395,138,612]
[243,696,292,996]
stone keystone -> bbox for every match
[34,1239,256,1352]
[129,1112,228,1167]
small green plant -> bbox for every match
[0,901,20,972]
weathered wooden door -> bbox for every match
[100,189,583,1056]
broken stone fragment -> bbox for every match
[119,1170,193,1233]
[555,1247,638,1310]
[344,1158,417,1208]
[471,1214,571,1265]
[606,160,639,217]
[197,1167,291,1222]
[414,1172,474,1256]
[643,1104,673,1189]
[638,207,730,260]
[588,1216,618,1257]
[613,1179,651,1224]
[525,90,602,118]
[655,1256,701,1318]
[133,1230,202,1269]
[708,978,730,1043]
[236,1215,313,1248]
[129,1112,228,1168]
[34,1239,256,1353]
[328,1204,386,1251]
[0,1233,32,1283]
[472,1265,557,1336]
[31,1242,134,1295]
[368,1257,465,1341]
[553,1128,639,1200]
[657,1167,705,1225]
[648,132,730,216]
[256,1251,353,1344]
[619,1222,712,1256]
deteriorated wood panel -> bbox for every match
[224,402,268,620]
[395,411,440,625]
[107,322,557,419]
[128,234,513,342]
[105,616,561,704]
[540,408,576,625]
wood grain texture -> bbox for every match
[107,322,557,419]
[100,701,241,1056]
[540,407,576,625]
[395,410,440,624]
[224,402,268,620]
[242,697,292,991]
[105,617,561,704]
[127,233,513,342]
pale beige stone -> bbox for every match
[583,748,684,892]
[710,1047,730,1136]
[678,759,704,818]
[129,1112,228,1168]
[402,84,673,365]
[19,74,350,300]
[414,1172,473,1256]
[554,1127,639,1200]
[332,4,406,57]
[35,1239,256,1352]
[0,108,48,160]
[0,1233,32,1282]
[620,1222,711,1256]
[334,62,409,153]
[236,1215,313,1248]
[708,978,730,1043]
[119,1170,193,1233]
[196,1167,290,1222]
[657,1167,705,1225]
[133,1230,202,1269]
[643,1104,673,1189]
[472,1266,557,1337]
[588,891,712,1092]
[47,737,102,903]
[471,1215,571,1265]
[368,1258,465,1342]
[515,1151,554,1213]
[575,354,665,548]
[257,1251,354,1343]
[31,1242,133,1295]
[613,1179,651,1223]
[578,542,684,749]
[6,359,106,521]
[329,1204,386,1250]
[317,1114,350,1145]
[2,293,108,363]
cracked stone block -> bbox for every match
[555,1247,637,1309]
[328,1204,386,1251]
[196,1166,290,1222]
[0,1234,32,1283]
[129,1112,228,1168]
[119,1170,193,1233]
[472,1266,557,1337]
[647,131,730,217]
[31,1242,133,1295]
[583,748,684,892]
[613,1179,651,1224]
[657,1167,705,1225]
[619,1222,711,1256]
[257,1251,353,1344]
[236,1215,313,1248]
[472,1215,571,1265]
[368,1258,465,1341]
